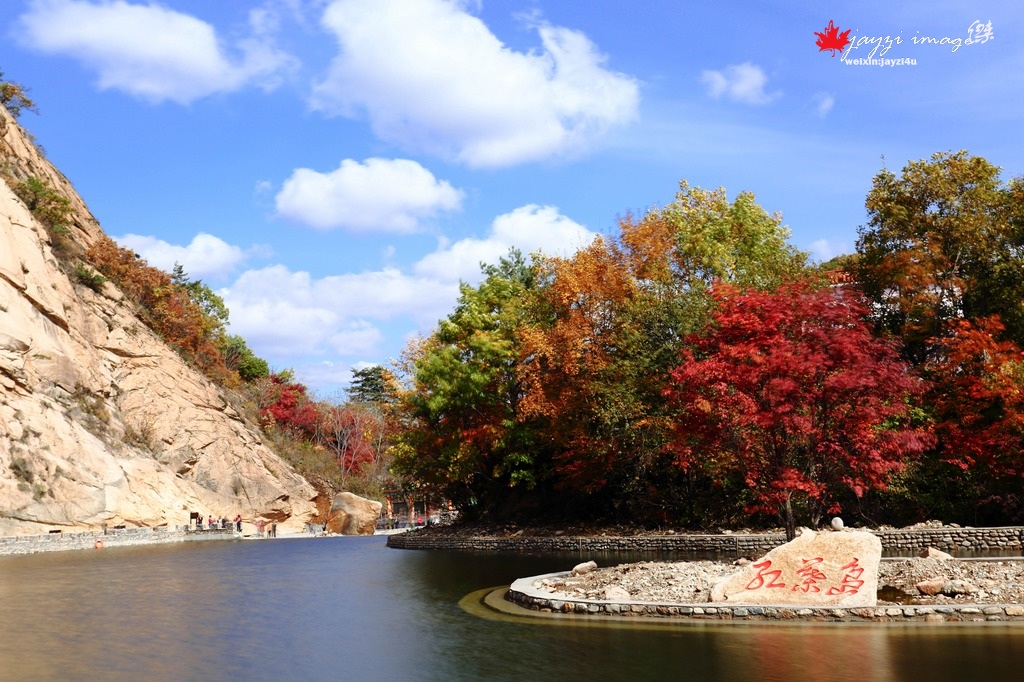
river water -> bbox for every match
[1,536,1022,681]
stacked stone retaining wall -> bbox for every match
[388,526,1024,554]
[0,526,237,556]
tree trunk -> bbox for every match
[784,494,797,542]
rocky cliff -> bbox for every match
[0,105,317,534]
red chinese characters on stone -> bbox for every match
[827,558,865,596]
[792,557,828,593]
[743,556,866,597]
[745,560,787,590]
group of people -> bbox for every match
[194,514,243,532]
[254,520,277,537]
[190,512,279,537]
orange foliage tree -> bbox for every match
[318,403,388,485]
[518,239,638,492]
[856,151,1024,360]
[85,235,232,383]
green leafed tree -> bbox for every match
[393,250,548,520]
[219,334,270,381]
[12,176,72,235]
[171,263,230,336]
[856,151,1024,359]
[622,181,808,295]
[348,365,398,405]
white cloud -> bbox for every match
[701,62,780,105]
[116,232,250,280]
[228,301,339,356]
[220,264,458,356]
[813,92,835,117]
[310,0,639,167]
[808,239,851,262]
[17,0,297,104]
[218,204,596,387]
[275,158,463,232]
[414,204,597,282]
[300,360,365,398]
[328,320,384,356]
[220,204,595,365]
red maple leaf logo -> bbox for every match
[815,20,851,57]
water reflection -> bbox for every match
[1,539,1023,681]
[716,626,896,682]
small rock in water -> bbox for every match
[919,547,953,560]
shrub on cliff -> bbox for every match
[0,69,37,120]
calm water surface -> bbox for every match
[1,536,1022,681]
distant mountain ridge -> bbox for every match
[0,105,316,534]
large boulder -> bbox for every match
[326,492,382,535]
[711,528,882,607]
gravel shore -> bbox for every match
[537,556,1024,606]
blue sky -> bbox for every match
[2,0,1020,397]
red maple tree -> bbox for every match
[664,281,932,538]
[926,317,1024,477]
[259,374,320,435]
[815,20,851,57]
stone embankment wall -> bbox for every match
[506,573,1024,624]
[388,526,1024,554]
[873,526,1023,552]
[0,526,237,556]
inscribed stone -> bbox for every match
[711,529,881,607]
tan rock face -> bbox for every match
[0,106,317,535]
[711,529,882,607]
[326,492,382,535]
